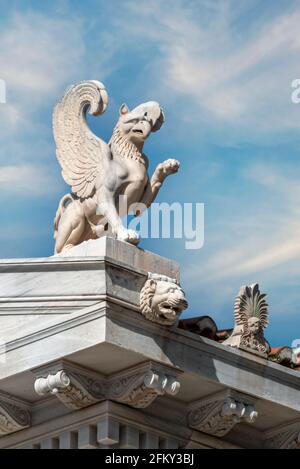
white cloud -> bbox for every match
[0,12,85,98]
[119,0,300,133]
[0,165,59,195]
[182,164,300,291]
[0,9,128,198]
[0,11,86,134]
[0,11,87,197]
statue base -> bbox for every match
[0,237,299,449]
[0,236,179,344]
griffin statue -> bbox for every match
[53,80,180,253]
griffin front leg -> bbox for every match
[96,186,140,245]
[138,159,180,209]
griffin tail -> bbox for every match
[54,194,74,239]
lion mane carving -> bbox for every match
[140,273,188,326]
[53,80,180,253]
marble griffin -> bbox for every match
[53,80,179,253]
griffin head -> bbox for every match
[117,101,165,146]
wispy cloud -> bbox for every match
[180,162,300,323]
[0,165,59,196]
[0,12,85,104]
[0,11,86,196]
[117,0,300,135]
[1,0,300,342]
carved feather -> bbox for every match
[53,80,111,199]
[234,283,269,330]
[234,286,248,327]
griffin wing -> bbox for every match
[53,80,111,199]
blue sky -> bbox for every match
[1,0,300,346]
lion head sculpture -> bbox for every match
[140,273,188,326]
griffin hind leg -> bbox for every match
[54,203,86,254]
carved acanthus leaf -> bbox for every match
[188,391,258,437]
[34,367,105,410]
[108,365,181,409]
[223,283,270,357]
[33,361,181,410]
[0,393,30,436]
[264,422,300,449]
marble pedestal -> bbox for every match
[0,237,300,449]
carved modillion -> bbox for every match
[264,421,300,449]
[0,392,30,436]
[34,363,105,410]
[188,390,258,437]
[108,362,181,409]
[33,361,181,411]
